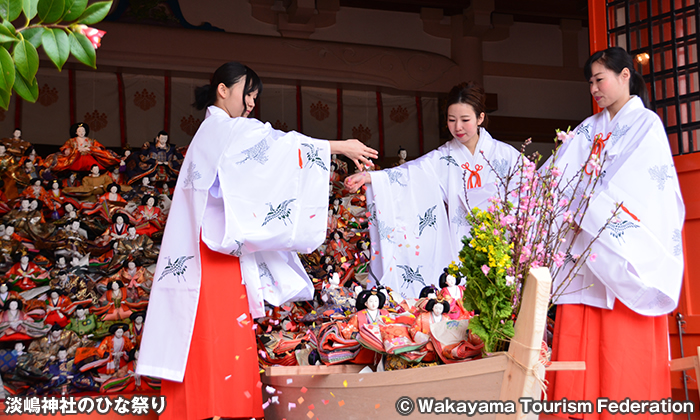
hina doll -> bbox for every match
[50,270,80,296]
[0,144,17,199]
[0,299,51,339]
[128,311,145,347]
[134,194,163,237]
[28,324,81,368]
[2,128,31,158]
[93,280,142,321]
[95,212,129,248]
[125,176,158,201]
[3,198,32,232]
[63,164,114,202]
[97,183,127,204]
[66,305,98,342]
[0,281,22,307]
[96,323,134,375]
[345,82,521,297]
[43,289,75,327]
[20,178,49,202]
[126,131,183,184]
[341,289,389,339]
[107,226,157,272]
[395,146,408,166]
[18,146,44,169]
[46,123,120,172]
[43,347,76,395]
[45,180,72,220]
[409,298,450,362]
[7,252,49,290]
[53,202,80,227]
[119,260,152,301]
[100,349,160,393]
[1,342,52,388]
[327,230,351,262]
[61,172,80,189]
[438,269,471,320]
[50,221,89,260]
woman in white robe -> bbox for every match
[137,62,377,420]
[547,47,684,419]
[345,82,520,298]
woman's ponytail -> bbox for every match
[193,84,216,110]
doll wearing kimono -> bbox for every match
[47,123,120,172]
[438,269,472,320]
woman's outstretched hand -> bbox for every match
[344,171,371,191]
[330,139,378,171]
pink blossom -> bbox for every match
[505,275,515,286]
[558,198,569,207]
[551,166,562,176]
[481,265,490,276]
[503,215,516,225]
[563,211,573,223]
[590,253,597,262]
[552,251,566,267]
[493,229,500,236]
[76,25,106,49]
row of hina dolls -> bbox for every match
[256,269,483,371]
[0,124,182,396]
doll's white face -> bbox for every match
[75,308,85,317]
[76,126,86,137]
[0,225,5,236]
[110,186,118,193]
[29,200,38,210]
[146,197,155,207]
[329,272,339,286]
[9,300,18,310]
[20,255,28,265]
[115,328,124,338]
[91,166,100,175]
[58,257,66,266]
[142,178,150,186]
[134,315,143,324]
[14,342,23,352]
[128,227,137,237]
[157,134,168,146]
[124,150,131,158]
[112,282,119,291]
[446,275,456,287]
[5,226,13,236]
[366,295,380,311]
[20,199,29,210]
[71,221,80,231]
[52,182,59,190]
[0,284,7,293]
[69,174,76,181]
[50,291,59,300]
[432,302,444,316]
[0,145,6,155]
[33,180,41,187]
[115,216,124,225]
[399,149,407,159]
[13,129,20,138]
[58,350,67,361]
[127,261,136,270]
[65,204,74,213]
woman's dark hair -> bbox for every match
[106,182,121,194]
[29,177,41,186]
[584,46,649,108]
[112,212,128,224]
[438,268,462,288]
[69,122,90,137]
[4,298,23,311]
[425,299,451,314]
[445,81,488,129]
[90,164,100,172]
[194,62,263,112]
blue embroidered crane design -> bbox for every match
[672,229,682,256]
[386,169,407,186]
[157,256,194,283]
[237,139,270,165]
[397,265,426,289]
[577,124,592,142]
[451,206,469,227]
[608,220,639,244]
[418,205,437,236]
[440,155,459,167]
[609,124,631,147]
[230,240,244,257]
[258,262,277,286]
[301,143,328,171]
[648,165,673,191]
[183,162,201,189]
[492,158,509,178]
[262,199,296,226]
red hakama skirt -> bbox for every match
[547,301,671,420]
[159,241,264,420]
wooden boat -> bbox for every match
[262,267,585,419]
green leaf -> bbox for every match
[76,0,110,25]
[37,0,65,24]
[0,21,16,43]
[0,87,10,110]
[12,69,37,102]
[22,0,38,20]
[21,27,44,48]
[12,38,38,80]
[68,30,94,68]
[41,28,69,70]
[0,46,14,92]
[61,0,85,21]
[0,0,23,21]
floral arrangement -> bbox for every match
[448,129,621,353]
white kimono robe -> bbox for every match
[367,129,520,298]
[137,106,330,381]
[552,96,684,316]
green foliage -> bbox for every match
[448,207,516,354]
[0,0,111,109]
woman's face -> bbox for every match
[589,61,630,112]
[216,76,257,118]
[366,295,380,311]
[447,103,484,146]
